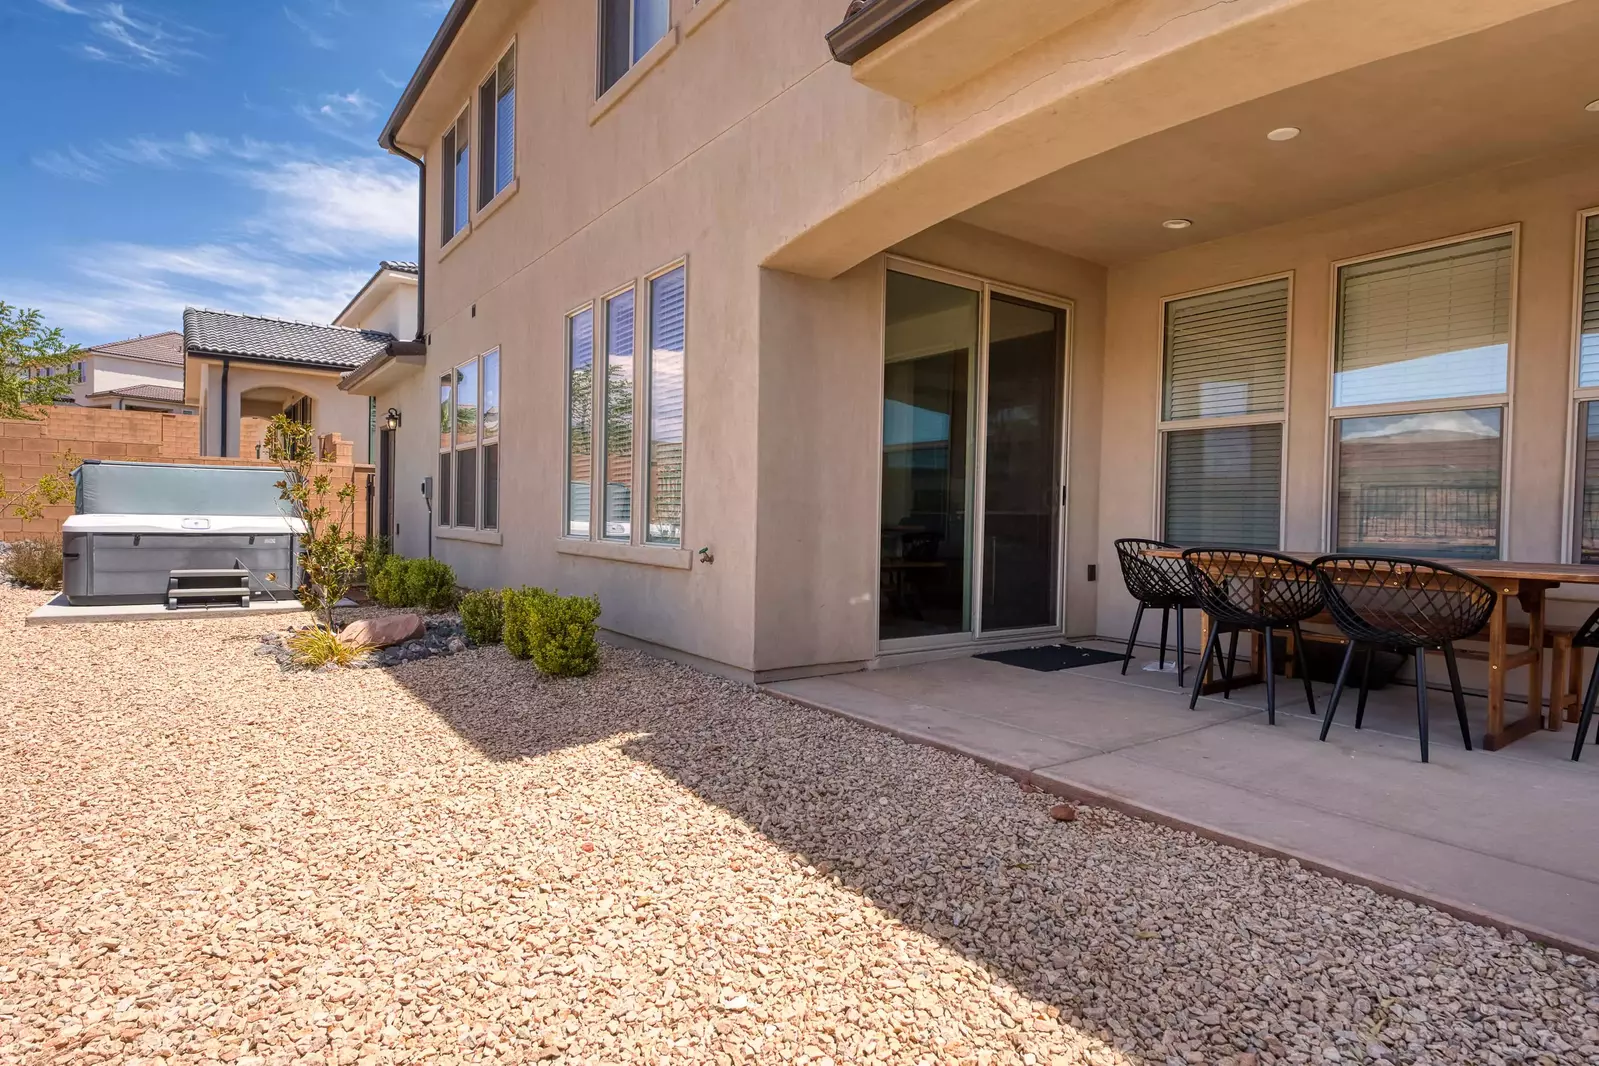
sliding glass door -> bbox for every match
[879,263,1068,647]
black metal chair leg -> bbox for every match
[1291,622,1316,714]
[1222,629,1239,700]
[1321,640,1356,741]
[1189,624,1219,710]
[1158,608,1170,671]
[1121,602,1145,676]
[1263,626,1277,725]
[1571,655,1599,762]
[1442,642,1472,752]
[1414,648,1430,764]
[1355,643,1373,729]
[1175,607,1186,689]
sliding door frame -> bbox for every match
[877,254,1075,655]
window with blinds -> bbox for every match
[1162,278,1288,421]
[477,45,515,210]
[1159,277,1287,548]
[1334,232,1512,408]
[646,265,686,546]
[1580,215,1599,388]
[566,308,595,539]
[1163,424,1282,550]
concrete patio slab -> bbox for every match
[26,594,307,626]
[768,650,1599,957]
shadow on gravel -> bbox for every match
[389,643,1491,1064]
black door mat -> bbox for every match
[975,644,1126,672]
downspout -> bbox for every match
[219,358,230,458]
[391,145,426,341]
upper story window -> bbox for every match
[599,0,669,95]
[440,107,470,244]
[1158,276,1289,551]
[1329,229,1515,560]
[477,44,516,210]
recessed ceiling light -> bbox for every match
[1267,126,1301,141]
[1162,218,1193,230]
[1586,99,1599,113]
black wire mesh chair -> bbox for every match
[1113,538,1202,688]
[1568,605,1599,761]
[1312,555,1496,764]
[1181,548,1323,723]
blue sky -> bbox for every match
[0,0,445,345]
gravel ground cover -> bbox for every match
[1,586,1597,1066]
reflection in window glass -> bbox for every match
[482,349,500,439]
[1334,233,1512,408]
[1578,402,1599,563]
[454,360,479,446]
[438,374,452,452]
[603,289,635,541]
[1334,408,1502,559]
[566,309,594,538]
[646,267,685,545]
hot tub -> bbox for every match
[61,514,303,606]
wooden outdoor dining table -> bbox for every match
[1142,548,1599,750]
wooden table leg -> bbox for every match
[1482,580,1554,750]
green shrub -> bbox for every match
[501,586,541,660]
[287,625,371,669]
[501,586,601,676]
[402,558,459,612]
[367,555,406,607]
[2,538,63,590]
[527,590,601,676]
[460,588,503,645]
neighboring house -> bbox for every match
[344,0,1599,682]
[179,261,419,462]
[43,330,192,413]
[183,309,390,462]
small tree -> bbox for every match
[0,303,80,419]
[0,450,79,526]
[264,415,359,631]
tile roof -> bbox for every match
[183,308,397,371]
[380,260,419,274]
[89,384,188,404]
[88,330,185,366]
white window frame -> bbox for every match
[441,105,471,244]
[475,41,516,213]
[1322,224,1519,557]
[562,257,690,551]
[439,348,500,532]
[1564,207,1599,562]
[1153,272,1293,547]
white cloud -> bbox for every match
[39,0,197,72]
[33,147,109,183]
[283,6,334,49]
[10,147,416,343]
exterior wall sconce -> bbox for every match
[384,408,402,431]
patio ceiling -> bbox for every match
[957,0,1599,265]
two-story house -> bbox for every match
[68,331,191,413]
[343,0,1599,685]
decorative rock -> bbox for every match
[338,613,425,649]
[447,637,466,653]
[1049,803,1077,822]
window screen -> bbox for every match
[1162,278,1288,421]
[1163,424,1281,550]
[566,308,595,538]
[1334,233,1512,408]
[603,289,635,541]
[1334,408,1502,559]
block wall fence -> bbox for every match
[1,406,372,541]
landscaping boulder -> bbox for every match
[340,613,424,649]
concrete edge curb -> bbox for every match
[763,683,1599,963]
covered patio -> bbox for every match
[771,644,1599,956]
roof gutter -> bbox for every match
[825,0,955,64]
[379,0,478,157]
[186,350,367,374]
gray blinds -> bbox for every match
[1580,216,1599,387]
[1163,424,1282,549]
[1162,278,1288,421]
[1334,232,1512,408]
[647,266,686,546]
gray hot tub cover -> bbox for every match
[74,460,293,518]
